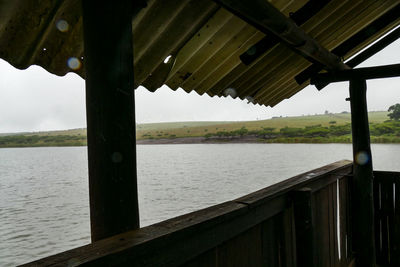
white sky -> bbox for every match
[0,39,399,133]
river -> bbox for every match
[1,144,399,266]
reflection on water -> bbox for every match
[0,144,399,265]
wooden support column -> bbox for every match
[349,79,376,266]
[82,1,139,242]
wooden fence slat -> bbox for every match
[381,179,392,265]
[373,171,400,266]
[262,215,281,267]
[392,178,400,265]
[183,249,217,267]
[217,224,263,267]
[329,182,339,267]
[339,176,354,266]
[386,180,395,265]
[339,178,347,266]
[293,188,316,267]
[282,207,296,267]
[314,186,332,267]
[374,178,383,263]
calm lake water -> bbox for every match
[1,144,400,266]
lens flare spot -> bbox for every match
[67,57,81,70]
[356,151,369,165]
[224,88,237,98]
[56,19,69,32]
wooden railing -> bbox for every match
[22,160,354,267]
[374,171,400,266]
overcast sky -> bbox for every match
[0,39,399,133]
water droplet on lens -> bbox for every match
[56,19,69,32]
[224,88,237,98]
[246,96,254,104]
[356,151,369,165]
[67,57,81,70]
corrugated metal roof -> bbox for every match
[0,0,399,106]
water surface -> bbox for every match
[1,144,399,266]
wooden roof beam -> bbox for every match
[212,0,350,71]
[295,4,400,86]
[310,63,400,86]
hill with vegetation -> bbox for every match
[1,111,399,147]
[136,111,389,140]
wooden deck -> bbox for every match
[23,160,362,266]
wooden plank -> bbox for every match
[380,179,392,265]
[311,64,400,86]
[393,177,400,265]
[262,216,281,267]
[217,224,263,267]
[331,182,339,266]
[283,207,296,267]
[22,201,248,266]
[313,186,332,267]
[339,177,352,266]
[374,178,383,263]
[349,79,376,266]
[292,188,316,266]
[81,0,139,242]
[183,249,217,267]
[235,160,352,207]
[261,211,295,267]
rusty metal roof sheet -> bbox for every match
[1,0,399,106]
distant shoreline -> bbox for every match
[137,136,399,145]
[2,135,400,148]
[2,111,398,147]
[136,136,263,144]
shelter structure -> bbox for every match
[1,0,400,266]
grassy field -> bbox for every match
[0,111,393,147]
[136,111,389,140]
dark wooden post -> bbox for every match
[82,1,139,241]
[292,188,316,267]
[349,79,376,266]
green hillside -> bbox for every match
[0,111,395,147]
[136,111,389,140]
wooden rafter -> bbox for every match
[212,0,350,71]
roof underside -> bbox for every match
[0,0,399,106]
